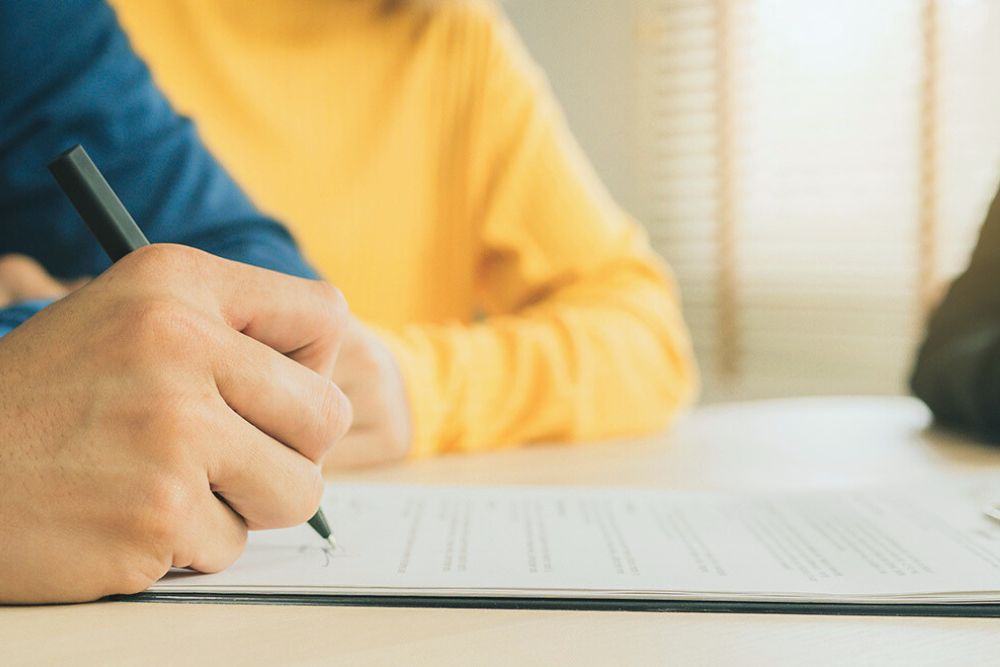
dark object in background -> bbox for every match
[912,186,1000,442]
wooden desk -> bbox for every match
[5,397,1000,666]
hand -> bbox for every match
[0,254,79,307]
[0,244,352,603]
[326,317,412,469]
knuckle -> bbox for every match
[131,298,203,339]
[309,382,350,458]
[314,282,349,330]
[121,299,210,359]
[142,473,195,541]
[124,395,197,460]
[112,245,212,302]
[120,243,202,278]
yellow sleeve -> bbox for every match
[382,3,698,457]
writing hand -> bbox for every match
[0,245,352,603]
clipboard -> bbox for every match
[118,592,1000,618]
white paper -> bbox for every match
[150,481,1000,603]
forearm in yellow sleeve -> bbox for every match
[377,256,698,458]
[367,3,699,457]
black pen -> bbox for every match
[48,144,336,550]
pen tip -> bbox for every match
[326,535,337,551]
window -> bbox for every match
[638,0,1000,401]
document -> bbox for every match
[147,481,1000,606]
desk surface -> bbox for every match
[5,396,1000,666]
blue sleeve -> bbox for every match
[0,1,318,307]
[0,300,52,338]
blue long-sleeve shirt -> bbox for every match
[0,1,316,334]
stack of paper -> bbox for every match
[142,481,1000,611]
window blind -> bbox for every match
[637,0,1000,402]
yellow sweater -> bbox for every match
[109,0,697,457]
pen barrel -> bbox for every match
[48,145,149,260]
[307,510,332,539]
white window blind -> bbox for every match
[637,0,1000,402]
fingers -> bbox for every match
[200,253,349,377]
[0,254,69,302]
[174,490,248,573]
[214,328,352,463]
[63,276,92,292]
[117,245,349,376]
[206,407,327,530]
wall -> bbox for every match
[504,0,644,217]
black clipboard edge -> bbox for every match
[113,593,1000,618]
